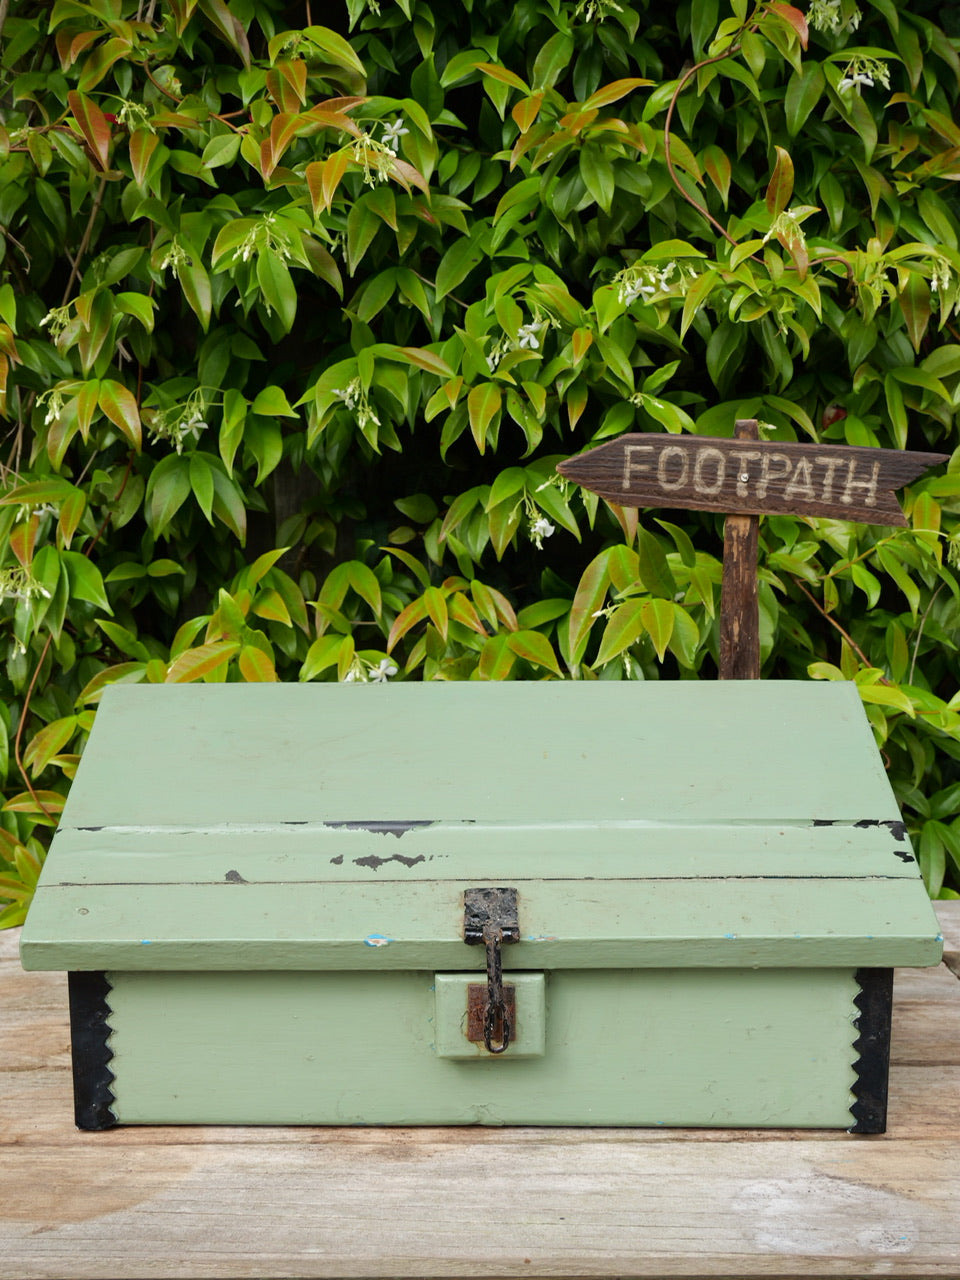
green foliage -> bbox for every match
[2,0,960,923]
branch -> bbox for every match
[791,575,890,682]
[61,176,107,307]
[14,635,55,822]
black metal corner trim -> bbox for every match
[849,967,893,1135]
[68,971,117,1130]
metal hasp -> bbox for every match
[463,888,520,1055]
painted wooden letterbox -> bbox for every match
[21,680,942,1131]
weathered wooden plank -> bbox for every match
[2,912,957,1279]
[939,900,960,979]
[2,1138,959,1278]
[557,434,949,525]
[43,682,902,829]
[20,875,942,971]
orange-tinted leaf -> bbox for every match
[306,152,350,217]
[507,629,561,675]
[572,328,593,363]
[387,597,427,652]
[767,2,809,49]
[238,644,278,681]
[2,790,66,820]
[423,585,449,641]
[98,379,141,449]
[765,145,794,215]
[166,640,240,682]
[263,112,303,178]
[278,58,308,104]
[566,549,611,668]
[474,62,529,93]
[129,129,160,189]
[467,382,502,453]
[68,90,111,170]
[57,28,98,70]
[477,633,516,679]
[702,144,732,207]
[512,93,544,134]
[23,716,78,778]
[58,490,86,548]
[582,78,653,110]
[169,0,200,35]
[448,592,488,636]
[391,346,454,377]
[8,515,37,568]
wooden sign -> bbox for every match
[557,423,948,680]
[557,434,948,527]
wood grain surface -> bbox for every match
[719,419,761,680]
[3,904,959,1279]
[557,434,949,525]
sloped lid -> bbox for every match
[21,681,942,970]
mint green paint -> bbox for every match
[434,972,546,1059]
[40,681,901,828]
[19,681,942,1127]
[104,967,860,1127]
[22,876,940,970]
[21,682,942,972]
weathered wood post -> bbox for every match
[719,418,760,680]
[556,425,948,677]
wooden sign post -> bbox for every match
[557,424,948,679]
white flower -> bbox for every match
[809,0,842,32]
[837,56,890,95]
[516,322,544,350]
[370,658,398,682]
[528,514,555,549]
[0,567,51,602]
[380,117,409,155]
[930,259,953,294]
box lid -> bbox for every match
[20,681,942,971]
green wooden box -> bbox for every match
[20,681,942,1132]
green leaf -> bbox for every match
[856,680,916,718]
[785,62,824,136]
[898,273,932,353]
[178,241,212,331]
[579,146,615,212]
[251,385,298,418]
[637,528,677,598]
[566,549,611,669]
[594,600,645,666]
[257,251,297,332]
[146,455,192,538]
[61,550,112,613]
[435,236,484,301]
[190,453,216,523]
[640,598,674,662]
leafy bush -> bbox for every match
[2,0,960,925]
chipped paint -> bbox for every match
[224,869,247,884]
[353,853,426,871]
[363,934,392,947]
[324,820,435,838]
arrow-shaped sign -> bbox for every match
[557,425,948,680]
[557,433,948,527]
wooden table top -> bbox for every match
[3,904,958,1279]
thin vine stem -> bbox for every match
[60,177,107,307]
[791,575,890,682]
